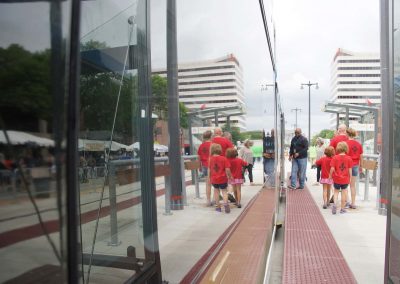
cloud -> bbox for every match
[150,0,379,133]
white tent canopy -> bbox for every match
[79,139,128,151]
[127,142,168,152]
[0,130,55,147]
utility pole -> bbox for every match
[300,81,318,142]
[261,83,275,113]
[291,108,302,129]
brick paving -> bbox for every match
[283,188,357,284]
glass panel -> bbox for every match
[0,1,71,282]
[78,1,157,282]
[390,0,400,282]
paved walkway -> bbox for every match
[306,168,386,284]
[158,162,265,283]
[283,185,357,284]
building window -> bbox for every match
[337,88,381,91]
[338,59,380,63]
[338,66,381,70]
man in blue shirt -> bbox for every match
[288,128,309,190]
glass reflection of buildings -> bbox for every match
[0,0,162,283]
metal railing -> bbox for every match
[107,155,200,245]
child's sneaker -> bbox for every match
[224,204,231,213]
[215,207,222,212]
[322,204,327,209]
[237,203,242,208]
[349,204,357,209]
[340,208,347,214]
[332,204,337,215]
[345,202,351,209]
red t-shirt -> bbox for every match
[197,141,211,167]
[330,154,353,184]
[211,136,234,156]
[209,155,231,184]
[315,156,333,179]
[227,157,247,179]
[345,139,363,166]
[329,135,348,152]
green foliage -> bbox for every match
[80,40,108,51]
[311,129,335,145]
[151,75,188,129]
[0,44,52,121]
[241,131,263,140]
[179,102,189,129]
[80,70,137,141]
[222,125,245,145]
[152,75,168,119]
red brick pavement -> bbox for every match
[283,187,357,284]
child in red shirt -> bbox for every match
[329,142,353,214]
[345,128,363,209]
[315,146,335,209]
[226,148,248,208]
[197,130,212,206]
[209,143,232,213]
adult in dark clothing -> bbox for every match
[263,129,275,186]
[288,128,309,189]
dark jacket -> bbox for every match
[289,135,309,159]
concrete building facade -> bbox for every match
[329,48,381,127]
[153,54,246,130]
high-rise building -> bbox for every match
[329,48,381,126]
[153,54,246,130]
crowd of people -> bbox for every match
[288,124,364,215]
[197,127,265,213]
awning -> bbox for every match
[0,130,55,147]
[126,142,168,152]
[79,139,128,151]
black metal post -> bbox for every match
[336,113,340,129]
[167,0,183,210]
[308,82,311,142]
[226,115,231,131]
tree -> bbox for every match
[311,129,335,145]
[222,125,245,146]
[152,75,168,119]
[151,75,188,129]
[241,131,263,140]
[0,44,52,126]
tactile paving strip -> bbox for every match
[283,188,357,284]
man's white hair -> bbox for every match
[338,124,347,134]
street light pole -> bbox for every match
[261,83,275,113]
[300,81,318,142]
[291,107,302,129]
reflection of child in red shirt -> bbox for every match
[226,148,247,208]
[209,143,232,213]
[329,142,353,214]
[197,130,213,206]
[315,146,335,209]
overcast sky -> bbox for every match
[151,0,380,134]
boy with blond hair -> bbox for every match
[209,143,232,213]
[329,142,353,214]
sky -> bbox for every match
[150,0,380,135]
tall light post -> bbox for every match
[261,83,274,113]
[300,81,318,142]
[291,107,302,129]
